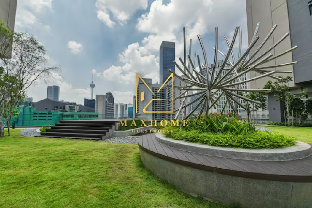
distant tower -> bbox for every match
[90,74,95,99]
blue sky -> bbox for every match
[16,0,247,104]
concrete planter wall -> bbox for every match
[112,126,154,137]
[140,148,312,208]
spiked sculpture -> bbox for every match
[171,23,297,120]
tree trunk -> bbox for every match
[0,118,4,137]
[7,119,10,136]
[292,110,294,127]
[7,115,12,136]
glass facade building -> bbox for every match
[160,41,175,84]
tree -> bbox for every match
[306,99,312,118]
[264,77,292,125]
[290,98,305,123]
[0,21,59,137]
[246,92,267,124]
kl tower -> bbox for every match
[90,74,95,99]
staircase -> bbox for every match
[40,120,119,140]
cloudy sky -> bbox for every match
[16,0,248,105]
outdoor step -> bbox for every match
[36,135,101,140]
[40,132,105,139]
[51,126,111,130]
[55,123,113,127]
[46,129,108,134]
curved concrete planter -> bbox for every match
[140,148,312,208]
[155,132,312,161]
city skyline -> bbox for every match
[14,0,248,104]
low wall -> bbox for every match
[112,126,155,137]
[140,147,312,208]
[155,133,312,161]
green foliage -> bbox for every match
[184,113,255,135]
[267,121,312,127]
[163,126,295,149]
[264,76,306,125]
[118,119,149,131]
[40,126,51,132]
[246,92,267,110]
[306,99,312,116]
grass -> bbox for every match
[0,129,227,208]
[260,126,312,144]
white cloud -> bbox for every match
[16,0,53,30]
[96,0,148,27]
[91,69,97,74]
[97,10,115,28]
[137,0,248,54]
[101,42,159,85]
[68,41,83,54]
[112,91,134,104]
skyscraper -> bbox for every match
[47,85,60,101]
[160,41,175,84]
[95,92,114,119]
[0,0,17,31]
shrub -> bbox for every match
[184,113,255,135]
[267,121,312,127]
[162,126,296,149]
[40,126,50,132]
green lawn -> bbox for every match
[260,126,312,143]
[0,129,227,208]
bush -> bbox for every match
[184,113,255,135]
[267,121,312,127]
[40,126,50,132]
[162,126,296,149]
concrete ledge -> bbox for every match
[140,147,312,208]
[112,126,154,137]
[155,132,312,161]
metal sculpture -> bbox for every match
[170,23,297,119]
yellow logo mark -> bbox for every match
[135,73,174,114]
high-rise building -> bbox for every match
[95,93,114,119]
[114,103,128,119]
[160,41,175,84]
[106,92,114,104]
[127,104,133,118]
[0,0,17,58]
[47,85,60,101]
[0,0,17,31]
[84,98,95,110]
[246,0,312,121]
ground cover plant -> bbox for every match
[162,113,296,149]
[0,129,228,208]
[40,126,51,132]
